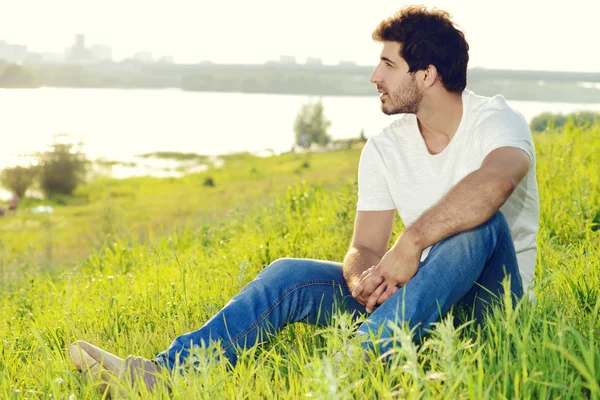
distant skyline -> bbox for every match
[0,0,599,72]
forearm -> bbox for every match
[343,246,383,291]
[403,168,515,251]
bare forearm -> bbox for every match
[404,169,515,251]
[343,247,383,291]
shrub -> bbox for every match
[530,110,600,132]
[37,135,89,197]
[0,165,37,198]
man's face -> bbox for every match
[369,41,423,115]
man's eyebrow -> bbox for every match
[380,57,396,65]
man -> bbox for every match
[70,5,539,395]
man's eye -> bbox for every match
[385,62,392,67]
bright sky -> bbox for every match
[0,0,598,72]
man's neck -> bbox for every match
[416,91,464,154]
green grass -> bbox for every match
[0,148,362,281]
[0,124,599,399]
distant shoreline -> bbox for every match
[3,84,600,105]
[2,62,600,103]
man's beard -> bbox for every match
[380,76,422,115]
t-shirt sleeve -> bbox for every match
[356,139,396,211]
[479,108,535,162]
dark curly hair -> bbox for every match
[372,5,469,93]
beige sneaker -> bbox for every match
[69,340,163,397]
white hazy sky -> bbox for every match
[0,0,598,72]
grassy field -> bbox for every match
[0,123,599,399]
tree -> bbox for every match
[0,165,36,198]
[37,135,89,197]
[359,129,367,142]
[293,100,331,148]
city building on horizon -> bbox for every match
[65,34,114,64]
[132,51,153,63]
[338,60,357,67]
[0,34,116,65]
[90,44,113,62]
[0,40,28,63]
[0,35,361,68]
[305,57,323,66]
[65,34,89,62]
[158,55,174,64]
[278,55,297,65]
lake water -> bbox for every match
[2,87,600,171]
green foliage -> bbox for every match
[37,135,89,197]
[530,110,600,132]
[294,100,332,148]
[0,165,37,197]
[137,151,210,162]
[0,63,39,88]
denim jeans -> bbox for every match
[154,211,523,369]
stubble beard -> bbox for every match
[381,76,422,115]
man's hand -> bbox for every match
[350,266,380,306]
[351,232,423,312]
[350,266,395,311]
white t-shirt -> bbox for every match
[356,89,539,298]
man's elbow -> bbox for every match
[498,175,517,199]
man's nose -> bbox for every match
[369,66,382,84]
[369,70,379,84]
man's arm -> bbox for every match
[351,146,531,309]
[343,209,395,302]
[404,146,530,250]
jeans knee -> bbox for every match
[457,211,510,244]
[257,257,314,285]
[257,258,343,289]
[484,211,514,247]
[427,211,512,264]
[267,257,294,269]
[258,257,293,278]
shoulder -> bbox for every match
[465,90,535,160]
[466,90,529,130]
[362,114,420,167]
[365,114,416,149]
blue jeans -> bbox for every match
[155,211,523,369]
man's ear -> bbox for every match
[422,64,438,88]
